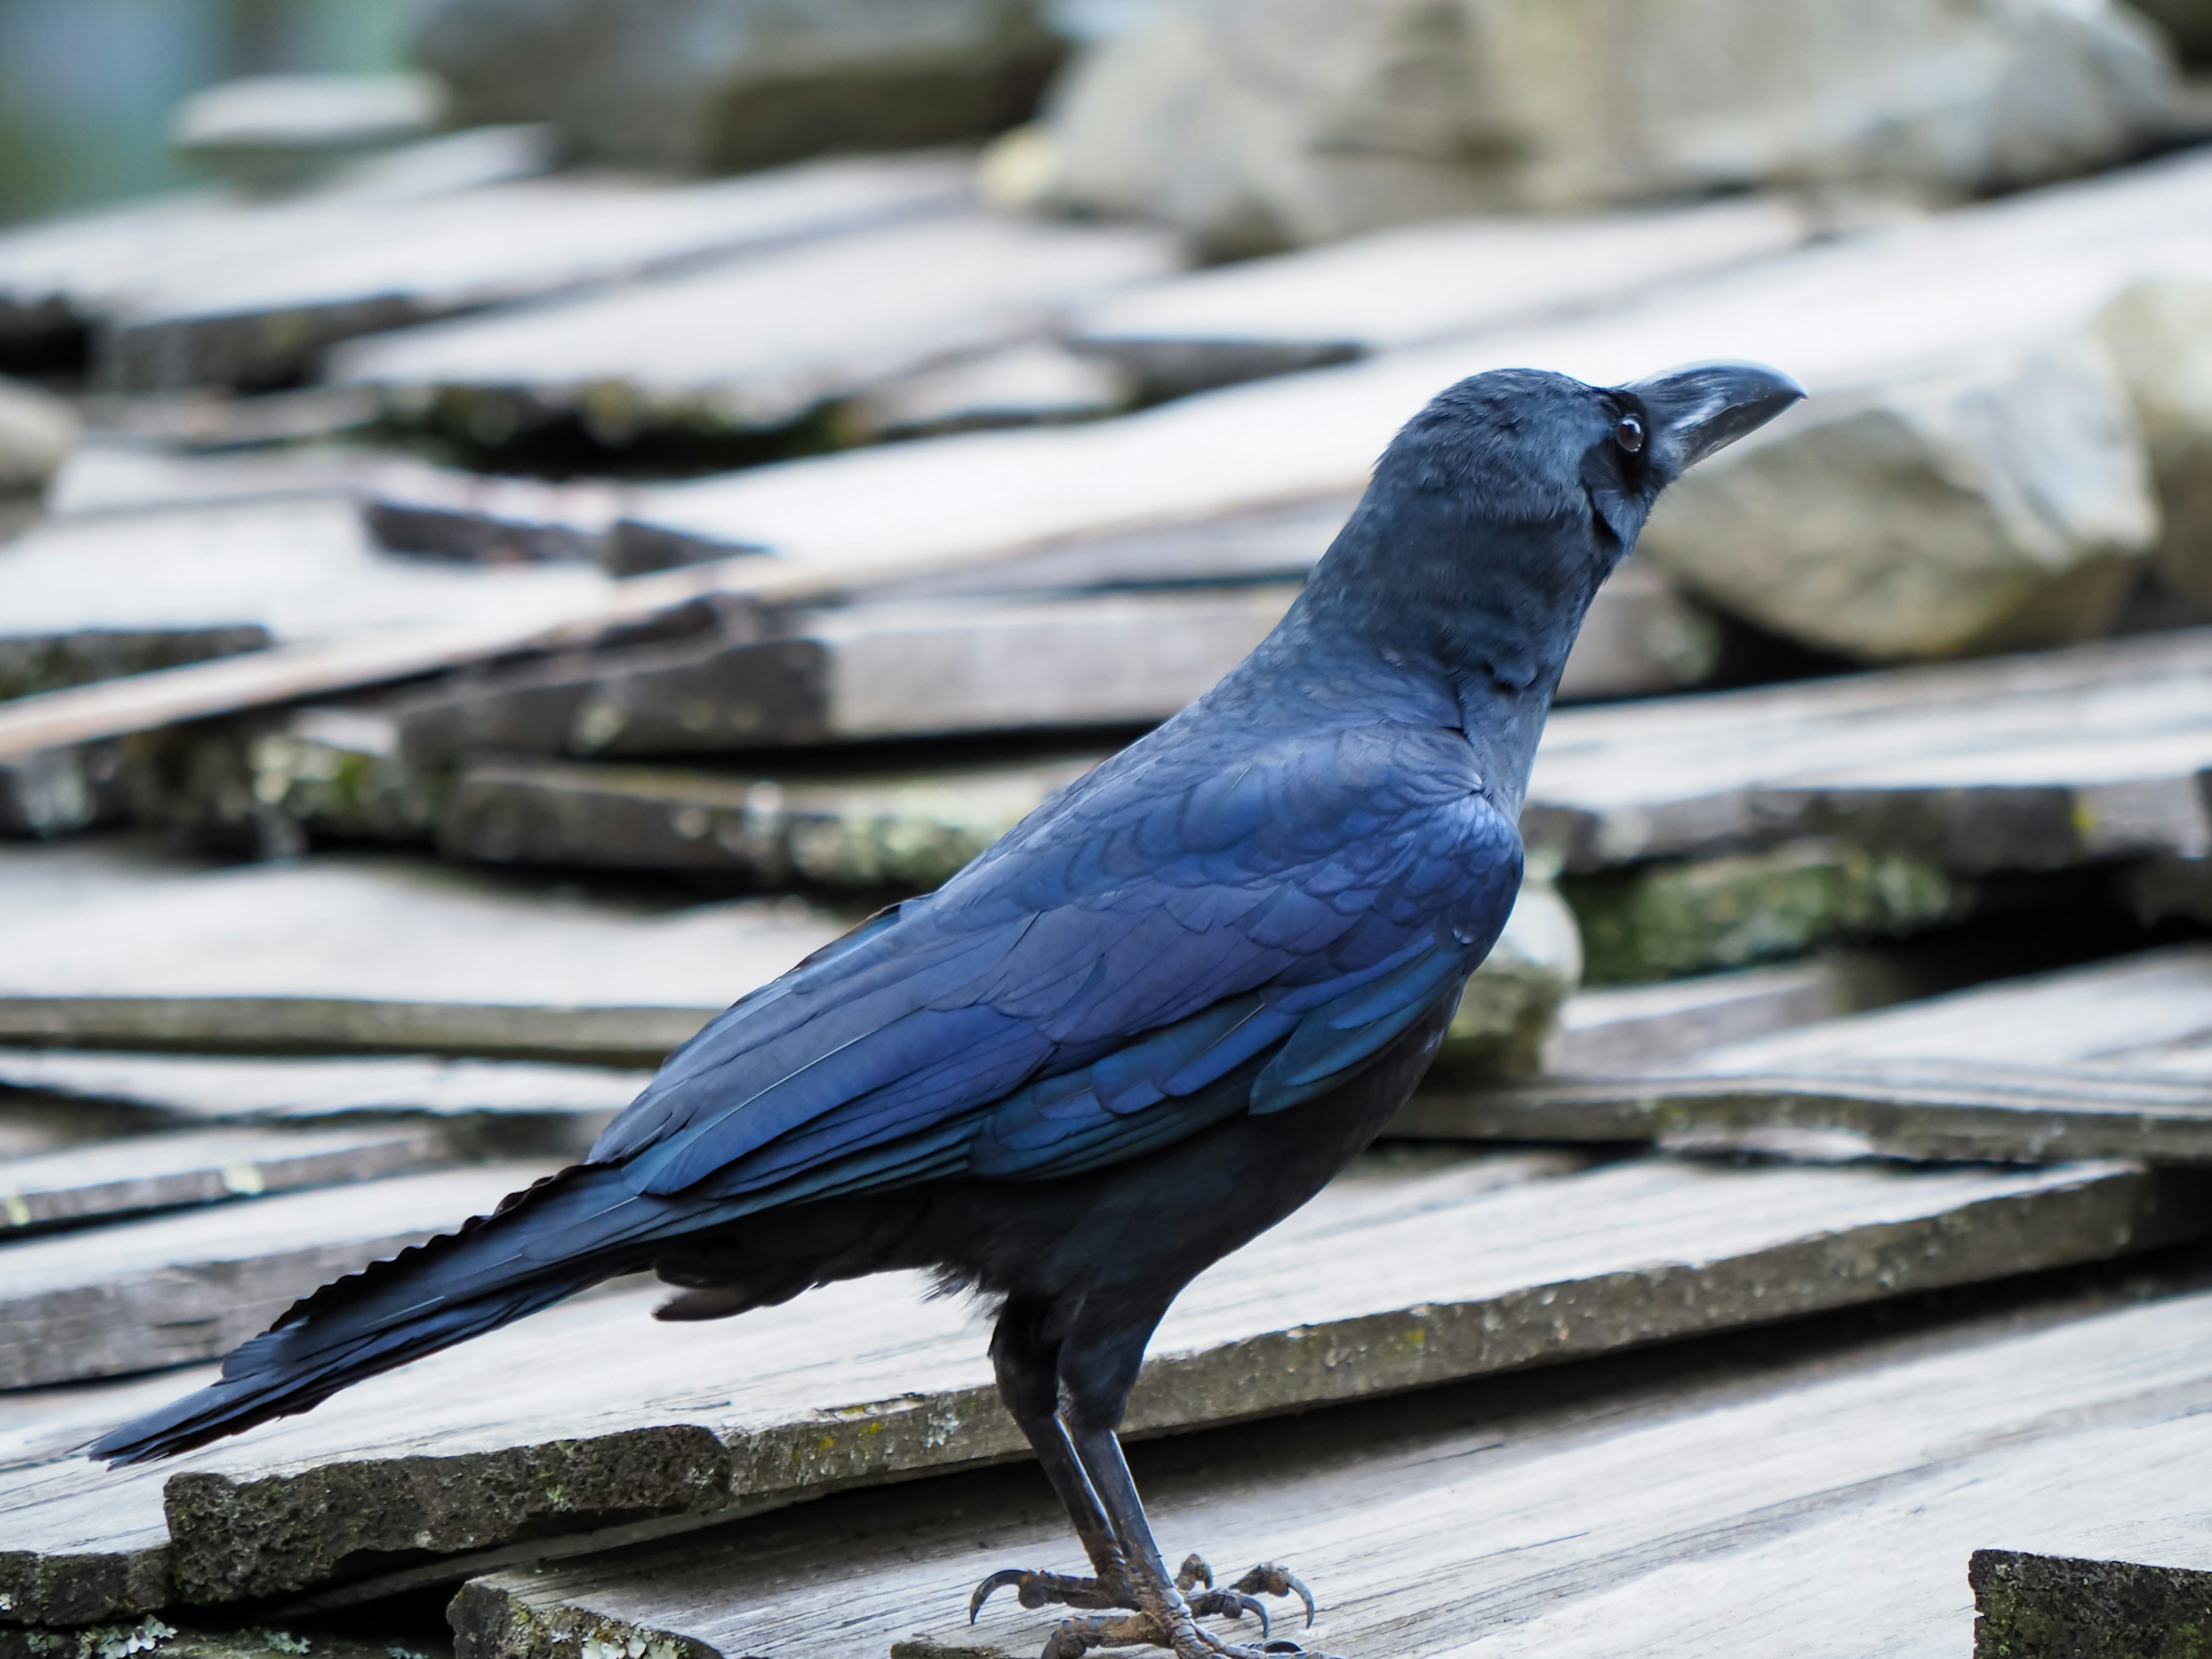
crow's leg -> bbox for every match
[1037,1315,1334,1659]
[971,1300,1135,1620]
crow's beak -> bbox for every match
[1622,361,1805,475]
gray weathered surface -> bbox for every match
[0,1124,454,1234]
[1029,0,2174,248]
[94,151,977,391]
[0,1051,646,1149]
[1524,628,2212,871]
[449,1269,2212,1659]
[415,0,1062,175]
[0,850,846,1061]
[1069,198,1809,393]
[150,1156,2197,1607]
[334,211,1183,444]
[1399,945,2212,1163]
[0,1160,553,1388]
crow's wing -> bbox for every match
[590,714,1520,1213]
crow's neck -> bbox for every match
[1245,498,1612,819]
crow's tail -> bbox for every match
[91,1162,675,1465]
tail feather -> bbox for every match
[91,1163,676,1465]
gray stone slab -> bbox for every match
[332,211,1183,444]
[0,848,848,1063]
[1971,1525,2212,1659]
[1069,196,1809,395]
[446,1268,2212,1659]
[6,1152,2184,1624]
[0,1160,554,1389]
[92,150,976,391]
[1398,945,2212,1164]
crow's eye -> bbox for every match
[1613,412,1645,454]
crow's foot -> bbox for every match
[969,1555,1275,1628]
[1037,1608,1332,1659]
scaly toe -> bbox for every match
[974,1567,1128,1620]
[1228,1563,1317,1628]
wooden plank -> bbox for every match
[0,1124,454,1234]
[0,1050,647,1152]
[1069,196,1809,392]
[611,150,2212,579]
[1397,945,2212,1163]
[0,849,847,1062]
[82,1154,2200,1616]
[0,1160,553,1389]
[93,151,978,391]
[446,1272,2212,1659]
[331,211,1184,440]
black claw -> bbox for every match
[972,1568,1031,1621]
[1231,1564,1317,1629]
[1177,1552,1215,1592]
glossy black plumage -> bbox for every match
[95,358,1802,1657]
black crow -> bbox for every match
[95,361,1801,1658]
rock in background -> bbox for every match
[1636,336,2159,662]
[1019,0,2179,253]
[0,375,77,539]
[2095,278,2212,615]
[412,0,1066,174]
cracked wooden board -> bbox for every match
[448,1271,2212,1659]
[0,850,847,1062]
[88,150,976,391]
[0,1159,555,1388]
[331,211,1183,441]
[0,1124,457,1234]
[2,1150,2195,1625]
[1068,196,1808,393]
[1397,945,2212,1163]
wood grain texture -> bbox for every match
[0,1160,554,1388]
[1397,945,2212,1163]
[128,1154,2212,1611]
[448,1275,2212,1659]
[0,1124,454,1234]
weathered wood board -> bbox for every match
[611,150,2212,578]
[0,1123,456,1234]
[0,1050,647,1152]
[89,151,978,391]
[332,211,1183,440]
[5,1151,2190,1624]
[0,849,848,1062]
[447,1272,2212,1659]
[0,125,552,357]
[1397,945,2212,1164]
[1069,196,1809,391]
[0,1160,554,1388]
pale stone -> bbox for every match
[412,0,1065,175]
[0,376,77,497]
[1637,335,2158,662]
[1441,876,1583,1077]
[2093,278,2212,614]
[1039,0,2177,252]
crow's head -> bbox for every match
[1385,360,1804,558]
[1296,360,1799,717]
